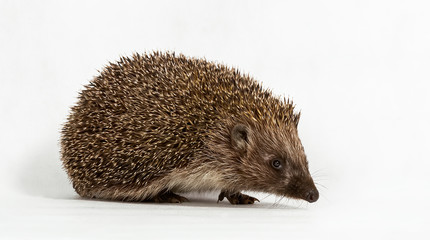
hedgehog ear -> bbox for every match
[231,124,249,153]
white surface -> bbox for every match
[1,0,429,239]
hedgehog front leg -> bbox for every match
[148,190,189,203]
[218,191,260,205]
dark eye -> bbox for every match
[272,159,282,169]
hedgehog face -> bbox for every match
[231,122,319,203]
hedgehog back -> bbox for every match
[61,52,271,193]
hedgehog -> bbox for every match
[61,52,319,204]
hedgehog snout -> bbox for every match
[285,176,319,203]
[305,188,319,203]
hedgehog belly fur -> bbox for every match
[87,167,226,201]
[165,166,227,193]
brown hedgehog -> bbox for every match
[61,52,319,204]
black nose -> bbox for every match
[305,189,319,203]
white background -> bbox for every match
[1,0,429,239]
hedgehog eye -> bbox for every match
[271,159,282,169]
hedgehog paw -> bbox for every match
[151,191,189,203]
[218,191,259,205]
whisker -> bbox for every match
[260,193,271,202]
[271,196,280,208]
[311,169,329,181]
[278,196,286,208]
[279,196,287,208]
[312,176,330,180]
[274,196,281,207]
[312,175,329,180]
[315,182,328,189]
[277,196,284,207]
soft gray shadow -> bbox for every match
[65,192,302,209]
[18,141,76,199]
[178,198,302,209]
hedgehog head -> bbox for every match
[228,114,319,203]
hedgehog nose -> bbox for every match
[305,189,319,203]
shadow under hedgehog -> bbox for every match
[61,52,319,205]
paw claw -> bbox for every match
[148,191,189,203]
[218,191,259,205]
